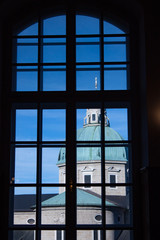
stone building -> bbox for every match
[14,109,129,240]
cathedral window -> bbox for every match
[92,114,96,121]
[84,174,91,188]
[109,174,116,188]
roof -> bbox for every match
[14,194,55,212]
[41,189,116,208]
[57,125,127,165]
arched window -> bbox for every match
[8,11,134,240]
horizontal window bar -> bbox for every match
[76,41,126,45]
[76,183,132,187]
[13,33,129,39]
[76,224,133,230]
[12,62,130,66]
[9,225,66,230]
[11,141,66,145]
[10,183,66,187]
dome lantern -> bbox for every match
[83,109,110,127]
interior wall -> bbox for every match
[0,0,159,239]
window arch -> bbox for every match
[7,10,137,240]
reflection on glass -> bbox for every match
[77,230,102,240]
[43,15,66,35]
[77,109,101,141]
[42,109,66,141]
[43,68,66,91]
[105,108,128,141]
[106,230,133,240]
[16,70,38,91]
[15,109,37,141]
[76,15,99,35]
[13,187,36,225]
[41,187,66,225]
[77,147,101,184]
[76,67,100,91]
[13,230,35,240]
[15,148,37,183]
[41,230,65,240]
[42,147,66,184]
[77,187,102,225]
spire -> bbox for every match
[95,77,97,89]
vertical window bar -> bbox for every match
[66,10,76,240]
[12,39,17,91]
[126,35,130,90]
[38,17,43,92]
[100,13,106,240]
[100,13,104,91]
[101,104,106,240]
[9,107,16,227]
[36,106,42,240]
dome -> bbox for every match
[57,125,127,165]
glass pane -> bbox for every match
[104,68,127,90]
[17,38,38,43]
[16,45,38,63]
[105,108,128,141]
[104,36,126,42]
[43,67,66,91]
[42,147,66,184]
[103,21,125,34]
[43,44,66,63]
[76,43,100,63]
[104,44,126,62]
[41,187,66,224]
[105,187,132,225]
[18,22,38,36]
[77,147,101,184]
[105,145,130,183]
[15,148,37,183]
[41,230,65,240]
[77,187,102,224]
[16,70,38,91]
[77,109,101,141]
[43,15,66,35]
[13,187,36,225]
[42,109,66,141]
[12,230,35,240]
[76,15,99,34]
[15,109,37,141]
[110,230,133,240]
[76,66,100,91]
[77,230,102,240]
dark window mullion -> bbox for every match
[36,105,42,239]
[66,10,76,240]
[38,17,43,92]
[100,14,106,240]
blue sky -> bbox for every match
[14,15,128,195]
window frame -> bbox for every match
[3,7,142,240]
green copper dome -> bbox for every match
[57,125,127,165]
